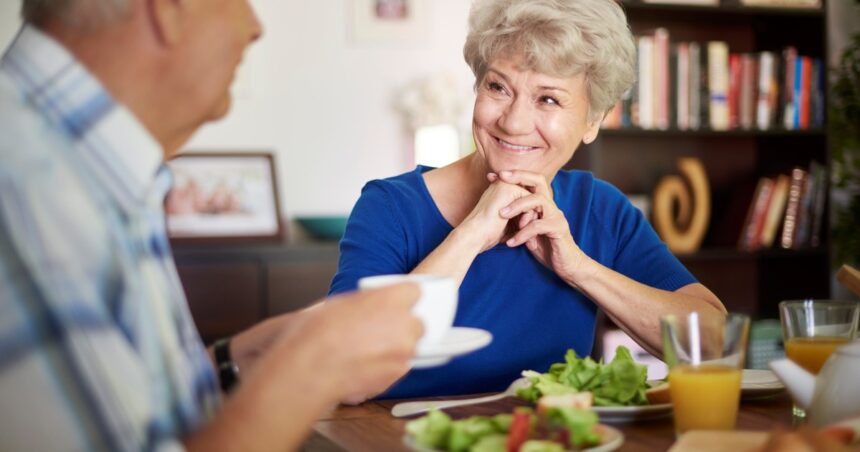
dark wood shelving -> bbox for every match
[675,247,829,261]
[621,1,824,17]
[600,128,826,138]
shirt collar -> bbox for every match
[1,24,165,211]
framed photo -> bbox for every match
[350,0,428,44]
[165,152,284,243]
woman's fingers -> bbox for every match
[497,170,551,196]
[518,210,535,229]
[500,194,551,219]
[506,219,551,247]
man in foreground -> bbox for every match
[0,0,422,450]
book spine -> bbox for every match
[655,28,670,130]
[677,43,690,130]
[781,167,807,249]
[809,162,827,247]
[761,174,790,248]
[792,55,802,129]
[638,36,655,129]
[800,56,812,129]
[757,52,775,130]
[689,42,702,130]
[708,41,730,131]
[781,46,797,130]
[740,177,775,250]
[729,53,742,129]
[813,58,825,127]
[740,53,757,130]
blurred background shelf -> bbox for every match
[573,0,831,326]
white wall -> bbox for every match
[0,0,475,217]
[0,2,19,45]
[188,0,475,217]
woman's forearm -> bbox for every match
[569,256,727,358]
[411,225,485,285]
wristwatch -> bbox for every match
[213,337,240,393]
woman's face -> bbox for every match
[472,55,600,180]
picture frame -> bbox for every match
[350,0,428,44]
[165,152,284,244]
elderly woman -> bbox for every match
[330,0,726,398]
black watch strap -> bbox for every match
[214,337,239,393]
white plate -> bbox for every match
[411,327,493,368]
[741,369,785,400]
[594,402,673,423]
[403,423,624,452]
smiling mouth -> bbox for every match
[494,136,539,153]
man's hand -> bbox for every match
[265,283,424,404]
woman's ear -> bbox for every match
[582,119,601,145]
[148,0,183,46]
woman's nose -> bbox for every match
[497,97,534,136]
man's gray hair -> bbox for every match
[22,0,131,29]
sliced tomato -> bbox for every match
[554,427,570,448]
[507,409,532,452]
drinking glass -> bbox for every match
[662,312,750,436]
[779,299,860,420]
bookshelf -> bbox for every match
[571,0,831,319]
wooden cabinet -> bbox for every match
[572,1,831,319]
[173,241,339,343]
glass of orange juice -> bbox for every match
[662,312,750,436]
[779,300,860,419]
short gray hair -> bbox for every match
[22,0,130,29]
[463,0,636,123]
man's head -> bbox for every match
[23,0,263,156]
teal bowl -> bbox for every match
[296,215,349,241]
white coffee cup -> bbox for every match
[358,274,458,350]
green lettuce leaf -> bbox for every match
[405,409,452,449]
[517,346,649,406]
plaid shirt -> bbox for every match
[0,25,220,451]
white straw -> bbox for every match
[689,312,701,366]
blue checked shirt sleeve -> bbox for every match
[0,161,186,451]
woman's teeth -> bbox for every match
[498,138,535,151]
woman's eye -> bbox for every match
[488,82,505,93]
[539,95,559,106]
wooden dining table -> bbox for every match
[303,391,794,452]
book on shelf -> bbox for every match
[655,28,671,130]
[756,51,779,130]
[739,177,775,251]
[781,47,797,130]
[637,35,655,130]
[808,162,827,247]
[689,42,703,130]
[739,54,757,130]
[708,41,730,131]
[780,167,807,249]
[760,174,790,248]
[676,42,690,130]
[728,53,742,130]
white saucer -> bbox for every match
[411,327,493,368]
[741,369,785,400]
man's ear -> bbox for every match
[148,0,183,46]
[582,118,601,145]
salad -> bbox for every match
[405,402,601,452]
[516,346,649,407]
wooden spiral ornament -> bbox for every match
[652,158,710,254]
